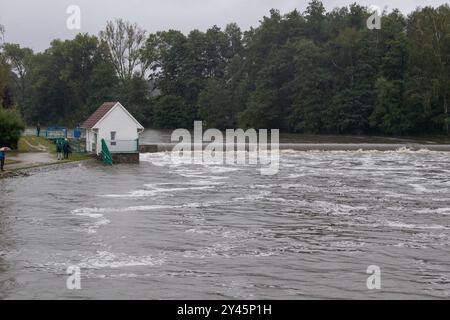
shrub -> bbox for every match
[0,107,25,149]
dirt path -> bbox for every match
[21,138,48,152]
[5,152,56,170]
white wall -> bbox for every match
[85,129,98,153]
[85,130,91,152]
[95,106,141,154]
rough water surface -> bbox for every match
[0,149,449,299]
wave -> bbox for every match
[71,205,182,215]
[78,251,164,269]
[380,220,449,230]
[417,208,450,215]
[101,185,215,198]
[72,208,111,234]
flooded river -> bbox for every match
[1,146,450,299]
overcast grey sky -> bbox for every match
[0,0,445,51]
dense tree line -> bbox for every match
[0,23,25,148]
[1,1,450,136]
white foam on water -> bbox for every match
[86,219,110,234]
[311,201,368,215]
[72,208,105,219]
[205,166,243,173]
[334,240,367,248]
[233,190,272,201]
[94,273,158,279]
[417,208,450,215]
[280,149,297,154]
[144,180,225,188]
[78,251,165,269]
[380,220,449,230]
[186,227,253,240]
[263,197,368,216]
[139,152,173,166]
[71,206,161,234]
[72,205,182,215]
[409,184,431,194]
[284,147,425,155]
[185,228,214,235]
[101,185,215,198]
[287,173,307,179]
[70,199,231,220]
[182,202,211,208]
[280,183,323,192]
[71,208,111,234]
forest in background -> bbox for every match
[0,1,450,136]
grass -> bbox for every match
[0,136,93,178]
[64,153,93,161]
[5,159,19,165]
[14,135,93,161]
[17,136,56,153]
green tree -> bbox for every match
[5,0,450,137]
[152,95,194,128]
[370,11,410,134]
[26,34,117,125]
[2,43,34,109]
[0,107,25,149]
[0,56,11,108]
[100,19,148,81]
[288,39,331,133]
[406,5,450,134]
[117,75,153,125]
[198,79,235,129]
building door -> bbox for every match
[93,132,98,153]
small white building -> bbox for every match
[81,102,144,155]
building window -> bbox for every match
[110,131,117,146]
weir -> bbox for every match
[139,143,450,153]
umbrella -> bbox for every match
[0,147,11,151]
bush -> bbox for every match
[0,108,25,149]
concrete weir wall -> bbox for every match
[140,143,450,153]
[139,144,159,153]
[112,152,140,164]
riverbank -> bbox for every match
[0,136,93,180]
[0,159,97,180]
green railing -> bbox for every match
[101,139,113,166]
[68,139,82,153]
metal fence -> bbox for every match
[23,127,86,139]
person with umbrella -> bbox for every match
[0,147,11,171]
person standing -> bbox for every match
[63,139,70,159]
[0,149,5,171]
[36,122,41,137]
[56,140,63,160]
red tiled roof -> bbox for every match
[81,102,118,128]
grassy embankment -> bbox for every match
[14,136,92,162]
[1,136,92,178]
[17,136,56,152]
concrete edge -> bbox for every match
[139,143,450,152]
